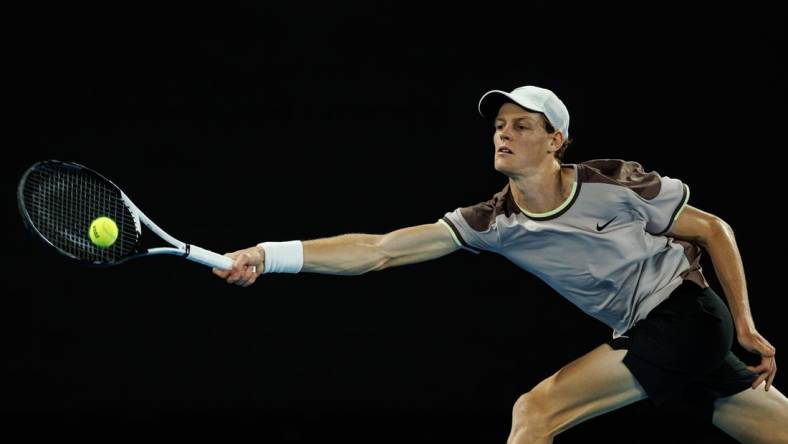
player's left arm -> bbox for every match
[668,204,777,390]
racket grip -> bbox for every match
[186,245,234,270]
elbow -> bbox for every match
[704,217,733,246]
[362,256,391,274]
[368,236,394,272]
[340,235,391,274]
[712,217,733,236]
[368,259,390,273]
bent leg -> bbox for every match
[507,343,648,444]
[713,384,788,444]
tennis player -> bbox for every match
[214,86,786,443]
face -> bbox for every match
[493,102,562,176]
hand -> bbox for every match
[212,245,265,287]
[738,329,777,391]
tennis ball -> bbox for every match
[89,216,118,248]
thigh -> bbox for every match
[530,343,649,436]
[609,284,744,406]
[712,385,788,443]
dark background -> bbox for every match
[3,2,784,442]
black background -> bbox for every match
[4,2,784,442]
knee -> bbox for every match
[511,392,553,440]
[512,393,532,421]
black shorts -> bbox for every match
[608,281,757,417]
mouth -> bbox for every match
[496,147,513,155]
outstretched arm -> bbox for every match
[213,222,460,283]
[668,204,777,391]
[301,222,460,275]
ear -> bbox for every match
[550,131,565,150]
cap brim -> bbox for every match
[478,90,539,120]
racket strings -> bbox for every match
[21,164,139,263]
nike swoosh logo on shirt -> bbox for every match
[596,216,617,231]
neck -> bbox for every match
[509,162,572,214]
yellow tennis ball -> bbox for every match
[89,216,118,248]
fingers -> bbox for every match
[212,267,229,279]
[227,253,260,287]
[227,265,252,284]
[212,252,240,279]
[228,265,257,286]
[212,246,265,287]
[222,252,249,282]
[746,358,767,386]
[751,371,769,390]
[766,358,777,391]
[746,359,770,374]
[754,336,777,391]
[229,252,251,282]
[211,248,263,287]
[242,266,258,287]
[747,356,777,390]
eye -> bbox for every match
[495,124,503,130]
[518,125,527,130]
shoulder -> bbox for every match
[579,159,663,199]
[459,183,520,231]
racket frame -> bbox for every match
[18,160,233,270]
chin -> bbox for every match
[494,163,515,177]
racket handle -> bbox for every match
[186,245,234,270]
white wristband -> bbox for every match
[258,241,304,274]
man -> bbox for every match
[214,86,786,443]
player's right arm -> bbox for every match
[302,222,460,275]
[213,222,460,286]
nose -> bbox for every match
[498,125,512,142]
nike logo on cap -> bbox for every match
[596,216,617,231]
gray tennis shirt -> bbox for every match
[439,159,707,338]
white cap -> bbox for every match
[478,85,570,139]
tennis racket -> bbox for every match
[17,159,234,270]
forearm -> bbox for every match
[704,220,755,334]
[301,233,388,275]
